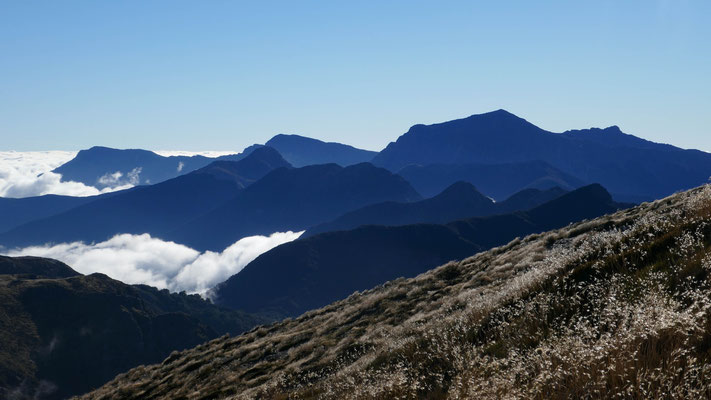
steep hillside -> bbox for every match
[170,162,421,251]
[80,184,711,399]
[0,256,268,400]
[305,183,567,237]
[373,109,711,201]
[0,147,291,249]
[213,184,624,318]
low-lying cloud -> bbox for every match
[97,167,143,187]
[3,231,302,294]
[0,151,133,198]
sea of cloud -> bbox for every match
[3,231,302,295]
[0,150,240,198]
[0,151,134,198]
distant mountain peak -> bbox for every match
[436,181,485,200]
[404,109,541,137]
[467,108,525,121]
[484,108,517,116]
[189,146,291,185]
[241,145,289,164]
[262,134,377,167]
[576,183,613,201]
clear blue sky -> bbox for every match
[1,1,709,152]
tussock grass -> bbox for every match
[78,185,711,399]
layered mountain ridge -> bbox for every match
[373,109,711,201]
[305,182,567,237]
[0,147,291,249]
[171,161,422,251]
[214,184,627,318]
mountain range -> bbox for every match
[396,160,584,200]
[213,184,627,318]
[43,110,711,208]
[373,109,711,201]
[171,162,421,251]
[0,147,290,249]
[54,135,377,190]
[3,109,711,399]
[305,182,567,237]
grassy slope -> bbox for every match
[79,185,711,399]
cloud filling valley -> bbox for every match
[3,231,303,295]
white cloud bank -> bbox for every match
[3,231,302,295]
[0,151,134,198]
[0,150,240,198]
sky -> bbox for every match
[1,1,710,152]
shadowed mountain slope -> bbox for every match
[305,183,567,237]
[0,147,291,249]
[78,185,711,400]
[397,160,585,200]
[170,162,421,251]
[0,195,99,234]
[0,256,268,400]
[372,110,711,201]
[213,184,625,318]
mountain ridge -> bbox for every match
[305,183,568,237]
[372,109,711,201]
[169,162,422,251]
[213,184,626,318]
[0,148,291,249]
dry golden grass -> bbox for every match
[78,185,711,399]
